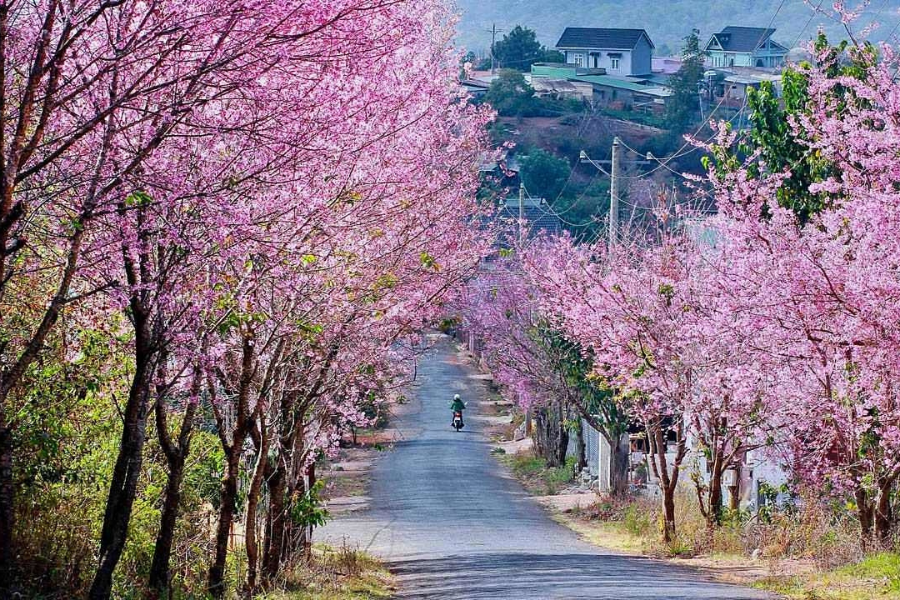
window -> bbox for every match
[610,57,620,70]
[573,53,584,67]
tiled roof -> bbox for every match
[556,28,653,51]
[708,27,775,53]
[497,202,563,237]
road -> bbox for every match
[321,335,774,599]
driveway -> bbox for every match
[321,335,774,599]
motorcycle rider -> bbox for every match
[450,393,466,426]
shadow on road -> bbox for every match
[390,552,770,599]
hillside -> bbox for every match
[454,0,900,55]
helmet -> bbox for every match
[454,394,460,400]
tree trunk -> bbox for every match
[574,421,587,472]
[608,432,630,497]
[0,413,13,594]
[646,420,685,545]
[208,444,240,599]
[856,486,874,543]
[728,462,741,512]
[305,463,317,560]
[285,475,308,563]
[557,402,569,469]
[89,334,154,600]
[650,426,677,543]
[263,466,286,581]
[533,404,567,468]
[148,456,186,597]
[207,337,255,598]
[662,484,677,543]
[148,394,198,597]
[245,423,269,593]
[707,462,723,529]
[874,478,894,543]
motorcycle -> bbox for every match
[452,410,464,431]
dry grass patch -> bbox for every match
[499,451,577,496]
[259,544,395,600]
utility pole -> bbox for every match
[489,23,501,74]
[579,143,649,250]
[518,182,532,436]
[518,182,525,244]
[697,81,705,123]
[609,136,621,249]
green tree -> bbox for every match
[520,148,570,200]
[483,69,540,116]
[665,29,706,131]
[493,25,562,71]
[534,327,632,496]
[742,34,877,222]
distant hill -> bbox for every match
[453,0,900,56]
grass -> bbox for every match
[561,492,900,600]
[753,552,900,600]
[501,452,576,495]
[258,544,394,600]
[553,514,647,555]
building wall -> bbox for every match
[583,418,600,480]
[564,49,634,76]
[631,36,653,75]
[591,85,636,108]
[709,49,786,69]
[708,50,753,68]
[582,416,791,514]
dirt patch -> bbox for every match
[322,447,377,514]
[498,114,662,146]
[322,394,420,515]
[535,492,597,513]
[684,554,816,587]
[494,437,532,455]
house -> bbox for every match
[574,74,671,112]
[531,63,671,112]
[532,77,596,102]
[460,78,490,99]
[704,71,782,110]
[498,196,562,238]
[555,28,654,77]
[652,56,683,75]
[581,417,790,512]
[705,26,788,69]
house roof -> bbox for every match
[531,63,606,79]
[556,28,654,51]
[707,26,778,53]
[572,74,672,97]
[498,199,563,237]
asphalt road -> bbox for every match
[321,335,774,599]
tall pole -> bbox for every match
[518,182,525,245]
[698,82,705,123]
[518,182,532,436]
[609,136,621,250]
[491,23,498,74]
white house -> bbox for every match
[581,417,790,513]
[705,26,788,69]
[555,28,654,77]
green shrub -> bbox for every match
[623,503,654,537]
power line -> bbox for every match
[519,183,599,228]
[612,93,751,182]
[794,0,827,48]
